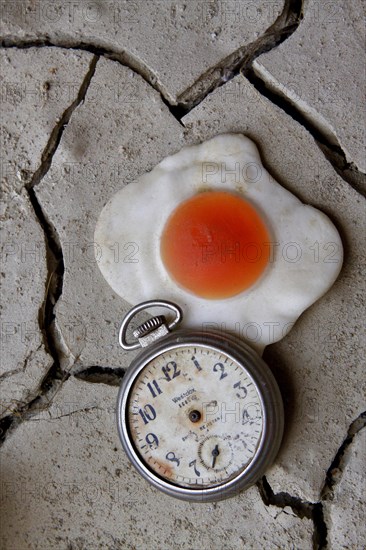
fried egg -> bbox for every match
[94,134,343,353]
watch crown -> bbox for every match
[119,300,182,350]
[133,315,167,339]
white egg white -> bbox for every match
[94,134,343,353]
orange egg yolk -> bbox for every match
[160,191,271,299]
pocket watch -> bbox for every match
[117,300,284,502]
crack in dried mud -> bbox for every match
[245,67,366,197]
[257,476,327,549]
[2,1,363,197]
[258,411,366,549]
[0,37,185,123]
[177,0,304,110]
[0,0,303,119]
[74,366,125,387]
[26,405,105,423]
[320,411,366,501]
[0,55,98,445]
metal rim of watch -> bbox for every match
[116,329,284,502]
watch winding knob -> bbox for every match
[133,316,167,338]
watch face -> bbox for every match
[127,344,264,489]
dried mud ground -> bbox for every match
[1,1,365,549]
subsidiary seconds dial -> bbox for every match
[128,346,263,488]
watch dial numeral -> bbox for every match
[191,355,202,371]
[147,379,162,398]
[242,407,259,425]
[213,362,227,380]
[189,459,201,477]
[242,408,250,424]
[242,404,261,425]
[233,381,248,399]
[162,361,181,382]
[166,452,180,466]
[138,404,156,425]
[145,433,159,449]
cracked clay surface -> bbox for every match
[0,1,365,549]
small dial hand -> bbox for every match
[211,444,220,468]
